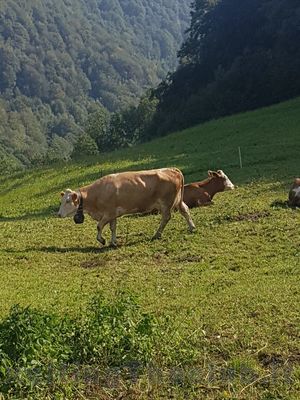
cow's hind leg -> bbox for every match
[152,207,171,240]
[178,201,196,232]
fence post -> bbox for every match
[238,146,243,169]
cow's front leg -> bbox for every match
[96,217,109,246]
[109,219,117,247]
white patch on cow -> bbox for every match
[218,170,234,190]
[292,187,300,198]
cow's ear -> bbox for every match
[208,170,213,177]
[71,192,79,205]
[209,170,218,177]
[60,191,65,197]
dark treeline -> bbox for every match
[0,0,190,172]
[150,0,300,135]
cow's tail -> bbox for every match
[173,168,196,232]
[172,168,185,210]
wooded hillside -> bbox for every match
[0,0,191,170]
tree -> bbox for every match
[47,134,73,162]
[85,105,110,151]
[72,133,99,157]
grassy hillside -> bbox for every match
[0,98,300,399]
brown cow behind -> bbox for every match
[58,168,195,246]
[184,170,234,208]
[288,178,300,207]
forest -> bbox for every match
[152,0,300,135]
[0,0,191,171]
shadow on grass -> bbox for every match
[2,245,116,254]
[0,205,58,222]
[271,200,289,209]
[271,199,300,210]
[35,245,117,254]
[38,237,151,253]
[1,234,153,256]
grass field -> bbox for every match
[0,98,300,399]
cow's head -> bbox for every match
[58,189,80,217]
[288,178,300,206]
[208,170,235,191]
[292,178,300,189]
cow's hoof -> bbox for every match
[109,241,118,248]
[151,234,161,241]
[189,225,196,233]
[97,237,106,245]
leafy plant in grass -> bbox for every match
[0,291,160,398]
[71,291,158,366]
[0,306,72,397]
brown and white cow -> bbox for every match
[288,178,300,207]
[58,168,195,246]
[183,170,234,208]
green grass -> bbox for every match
[0,97,300,399]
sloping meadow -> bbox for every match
[0,99,299,398]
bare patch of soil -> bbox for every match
[81,258,108,269]
[224,211,271,222]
